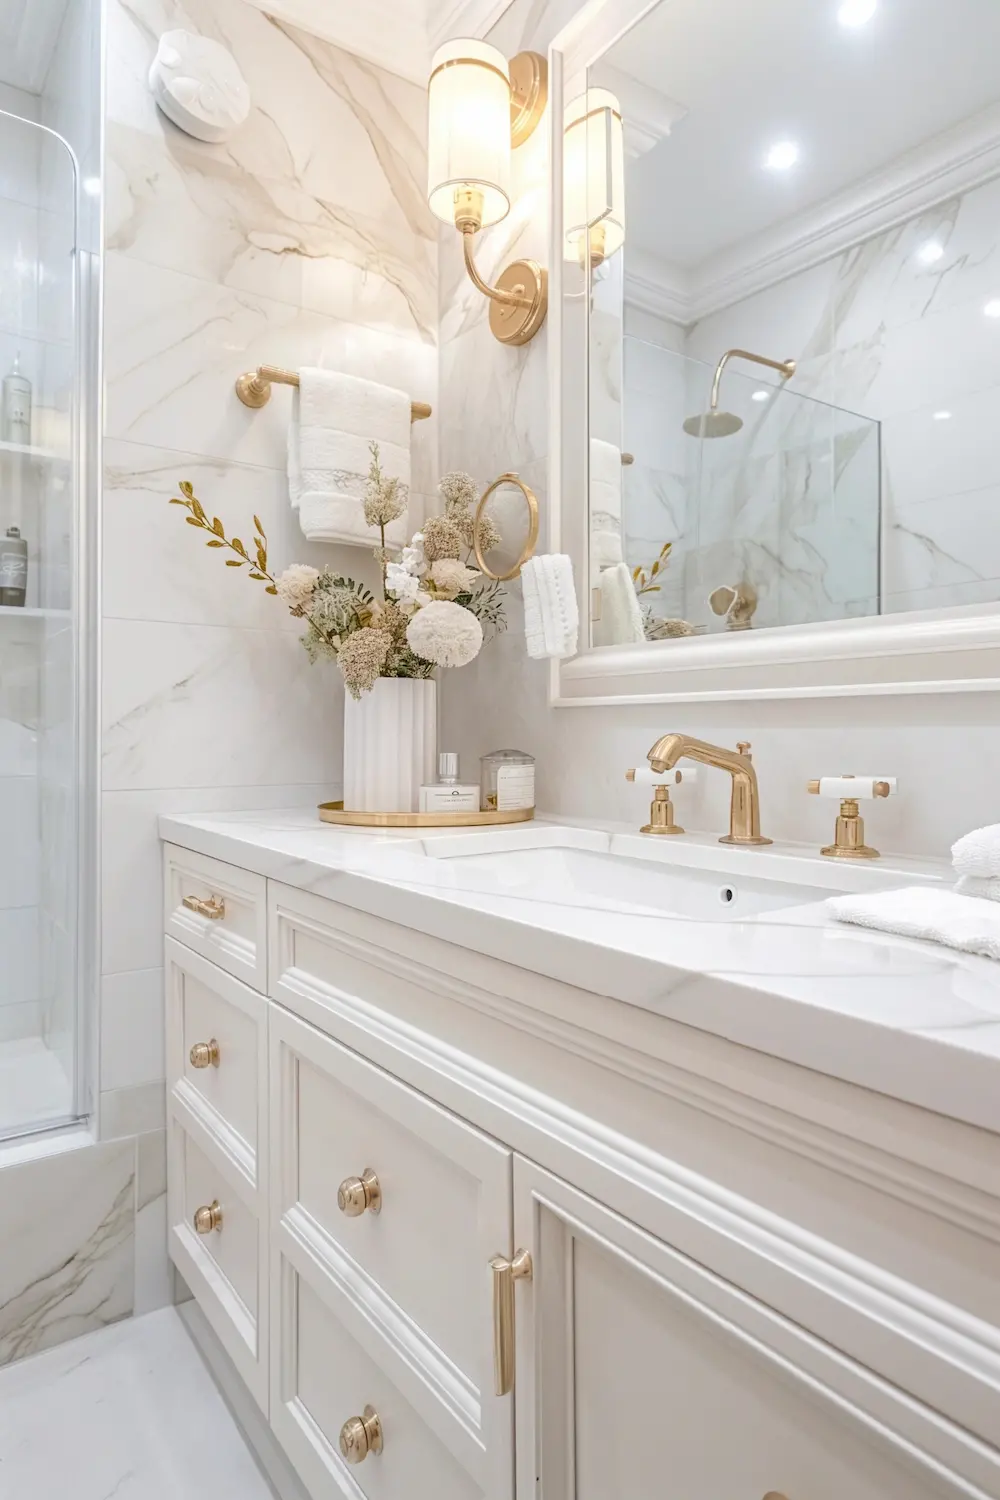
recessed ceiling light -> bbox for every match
[751,390,770,402]
[838,0,877,27]
[933,410,952,421]
[918,240,944,265]
[765,141,800,172]
[985,299,1000,318]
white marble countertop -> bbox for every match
[160,808,1000,1134]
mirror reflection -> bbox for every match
[583,0,1000,644]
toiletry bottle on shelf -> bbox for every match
[419,752,480,813]
[2,353,32,446]
[480,748,535,812]
[0,527,28,606]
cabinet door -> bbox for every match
[270,1005,515,1500]
[512,1159,986,1500]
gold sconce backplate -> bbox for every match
[489,260,548,345]
[509,51,548,146]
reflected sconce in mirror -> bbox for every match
[426,41,549,346]
[563,88,625,269]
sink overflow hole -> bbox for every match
[718,886,736,906]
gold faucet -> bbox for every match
[646,735,772,846]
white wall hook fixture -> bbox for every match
[149,30,251,143]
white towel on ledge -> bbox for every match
[952,823,1000,879]
[288,368,410,546]
[521,554,579,659]
[827,886,1000,962]
[594,561,645,646]
[956,874,1000,903]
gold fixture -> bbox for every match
[427,41,549,345]
[182,893,226,920]
[189,1039,220,1069]
[234,364,433,417]
[337,1167,382,1217]
[473,472,540,580]
[490,1248,532,1395]
[193,1200,223,1234]
[709,580,758,630]
[683,348,796,438]
[563,89,625,269]
[339,1406,383,1464]
[318,802,534,828]
[621,452,634,465]
[808,775,892,860]
[647,735,771,846]
[625,771,685,836]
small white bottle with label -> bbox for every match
[480,748,535,813]
[419,752,480,814]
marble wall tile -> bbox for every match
[0,777,38,908]
[0,1140,134,1366]
[99,1081,166,1140]
[0,908,39,1012]
[135,1128,170,1314]
[100,968,165,1092]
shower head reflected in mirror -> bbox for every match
[684,348,796,439]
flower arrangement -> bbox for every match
[170,446,507,699]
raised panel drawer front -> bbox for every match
[168,1118,268,1411]
[164,843,266,989]
[165,938,265,1179]
[269,1005,513,1500]
[513,1159,1000,1500]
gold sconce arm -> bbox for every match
[460,229,547,346]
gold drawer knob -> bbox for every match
[338,1167,381,1217]
[182,894,226,920]
[189,1039,220,1069]
[193,1200,223,1234]
[339,1406,382,1464]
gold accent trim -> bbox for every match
[339,1406,383,1464]
[190,1039,220,1069]
[491,1248,532,1394]
[318,802,534,828]
[235,365,432,420]
[640,784,685,836]
[509,51,548,146]
[621,452,634,465]
[182,894,226,920]
[338,1168,382,1217]
[473,472,539,581]
[193,1200,222,1234]
[428,54,509,90]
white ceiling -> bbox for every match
[0,0,70,94]
[600,0,1000,270]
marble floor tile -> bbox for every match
[0,1307,273,1499]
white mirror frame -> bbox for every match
[546,0,1000,705]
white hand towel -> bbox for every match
[521,554,579,660]
[952,824,1000,879]
[956,875,1000,903]
[594,561,645,646]
[288,369,410,547]
[590,437,623,527]
[590,524,623,572]
[827,886,1000,962]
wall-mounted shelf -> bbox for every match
[0,438,69,462]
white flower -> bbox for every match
[275,564,320,611]
[401,539,426,575]
[406,599,483,668]
[386,562,421,603]
[429,558,478,597]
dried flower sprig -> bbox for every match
[632,541,672,597]
[170,481,277,594]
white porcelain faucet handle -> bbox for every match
[807,776,896,799]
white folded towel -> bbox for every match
[828,886,1000,962]
[594,561,645,646]
[952,824,1000,879]
[590,437,623,526]
[288,369,410,546]
[521,554,579,660]
[956,875,1000,903]
[590,524,623,572]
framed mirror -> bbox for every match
[549,0,1000,702]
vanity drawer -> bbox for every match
[164,843,266,990]
[165,938,265,1178]
[168,1118,268,1411]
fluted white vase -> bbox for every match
[343,677,437,813]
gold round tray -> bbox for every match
[318,802,535,829]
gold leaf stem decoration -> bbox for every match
[169,481,277,594]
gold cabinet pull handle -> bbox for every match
[182,894,226,920]
[490,1248,532,1395]
[193,1200,222,1234]
[339,1405,383,1464]
[337,1167,381,1217]
[189,1039,220,1069]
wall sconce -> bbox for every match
[563,88,625,268]
[427,40,548,346]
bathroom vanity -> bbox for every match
[160,810,1000,1500]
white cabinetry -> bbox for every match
[163,845,1000,1500]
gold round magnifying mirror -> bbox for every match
[473,472,540,581]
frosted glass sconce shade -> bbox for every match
[563,88,625,265]
[427,40,512,230]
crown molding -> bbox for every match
[246,0,431,84]
[626,103,1000,328]
[590,63,687,159]
[427,0,516,50]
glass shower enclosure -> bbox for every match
[0,105,90,1139]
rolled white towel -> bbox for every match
[521,553,579,660]
[956,874,1000,903]
[952,824,1000,879]
[827,886,1000,962]
[594,561,644,646]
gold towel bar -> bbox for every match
[235,364,431,421]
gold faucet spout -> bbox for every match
[646,734,772,846]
